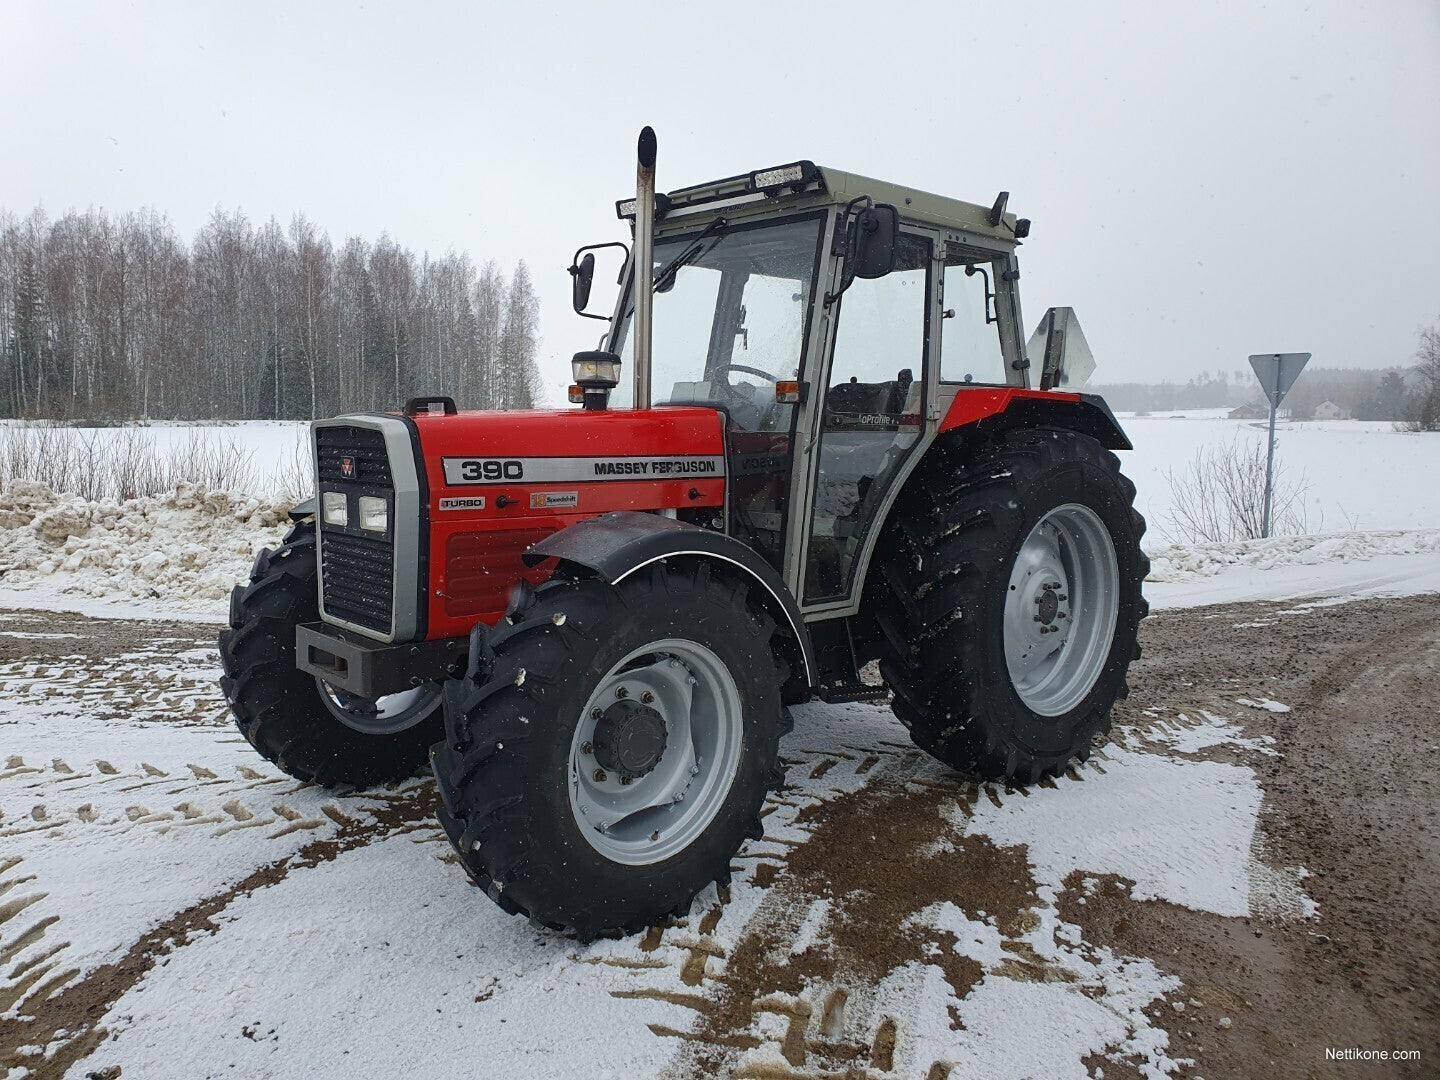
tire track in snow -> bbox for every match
[0,785,434,1080]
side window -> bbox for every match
[940,256,1006,384]
[805,233,931,604]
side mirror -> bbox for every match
[826,201,900,306]
[569,252,596,313]
[849,204,899,280]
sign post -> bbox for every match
[1247,352,1311,538]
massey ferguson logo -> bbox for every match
[341,457,355,479]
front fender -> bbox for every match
[524,511,815,688]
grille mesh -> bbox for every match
[317,424,395,636]
[317,426,392,486]
[320,532,394,634]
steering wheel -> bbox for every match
[712,363,782,384]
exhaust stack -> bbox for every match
[633,126,656,410]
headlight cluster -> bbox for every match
[321,491,388,533]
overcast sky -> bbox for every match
[3,0,1438,397]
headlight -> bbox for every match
[572,352,622,389]
[358,496,388,533]
[321,491,348,527]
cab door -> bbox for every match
[798,229,937,609]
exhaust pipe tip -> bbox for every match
[638,126,657,170]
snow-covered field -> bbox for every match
[1119,410,1439,536]
[1,413,1437,619]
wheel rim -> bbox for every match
[568,638,743,866]
[317,680,443,735]
[1003,503,1120,717]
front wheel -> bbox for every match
[431,561,791,937]
[218,519,444,787]
[871,428,1148,783]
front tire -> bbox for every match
[218,519,444,787]
[431,561,791,937]
[870,428,1148,783]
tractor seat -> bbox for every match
[825,369,913,416]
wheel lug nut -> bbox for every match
[590,707,602,720]
[581,741,594,755]
[620,776,632,786]
[593,768,608,782]
[640,691,655,705]
[615,686,629,699]
[1058,594,1068,602]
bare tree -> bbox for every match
[1401,320,1440,432]
[1162,436,1309,543]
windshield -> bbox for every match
[610,214,825,429]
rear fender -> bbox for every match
[940,388,1131,450]
[523,511,815,688]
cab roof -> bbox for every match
[619,160,1023,246]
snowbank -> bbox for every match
[1146,528,1440,582]
[0,479,291,617]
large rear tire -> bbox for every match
[431,561,791,938]
[870,428,1148,783]
[218,519,444,787]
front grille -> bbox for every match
[321,531,394,634]
[317,426,392,485]
[317,424,396,637]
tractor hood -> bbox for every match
[396,405,729,638]
[406,405,728,492]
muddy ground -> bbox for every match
[1,593,1436,1078]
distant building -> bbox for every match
[1313,400,1351,421]
[1228,402,1268,420]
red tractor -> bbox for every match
[220,129,1147,937]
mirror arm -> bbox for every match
[823,195,875,307]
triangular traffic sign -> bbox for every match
[1248,353,1311,408]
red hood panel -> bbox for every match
[410,405,726,458]
[410,405,727,638]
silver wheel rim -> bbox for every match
[1003,503,1119,717]
[568,638,743,866]
[317,680,443,735]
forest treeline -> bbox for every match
[0,206,540,421]
[1092,357,1433,422]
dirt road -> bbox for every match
[1,594,1435,1078]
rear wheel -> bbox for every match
[431,561,791,937]
[218,519,444,787]
[870,428,1148,783]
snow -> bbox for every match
[0,629,1299,1080]
[0,414,1436,622]
[963,750,1264,918]
[1144,532,1440,610]
[1120,414,1440,536]
[0,479,291,619]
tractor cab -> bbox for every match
[569,157,1094,614]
